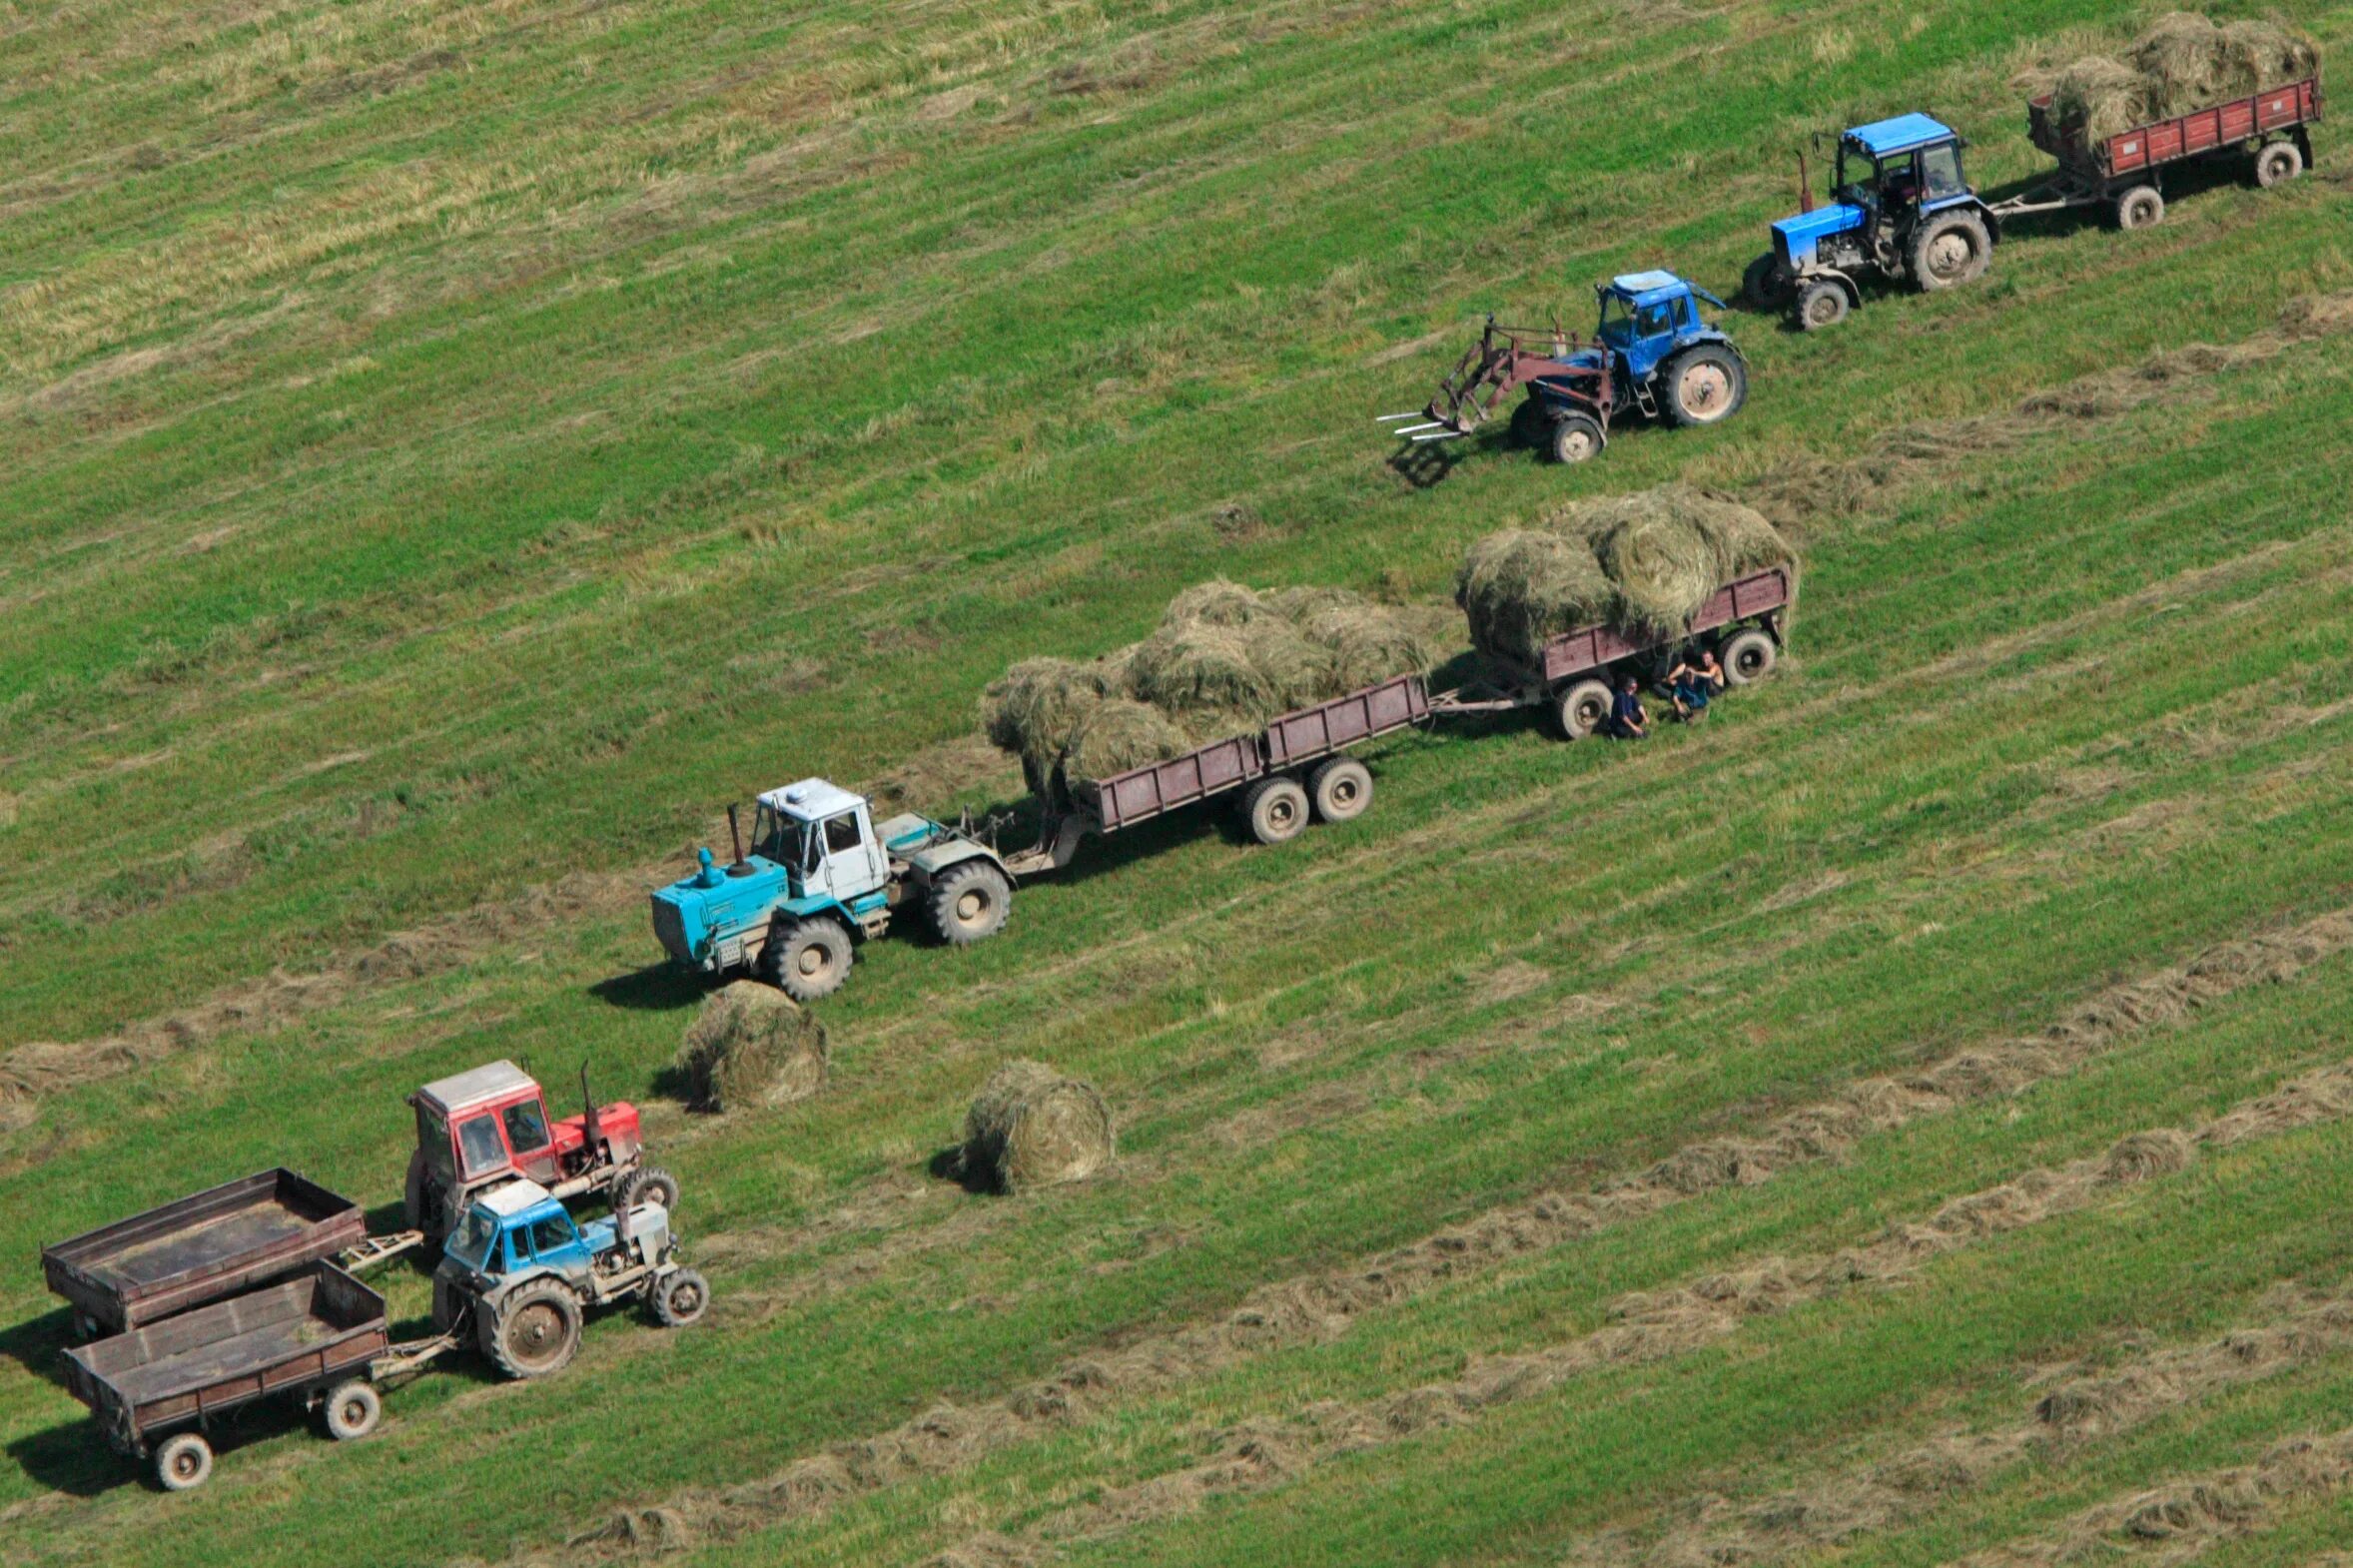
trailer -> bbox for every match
[1997,76,2321,230]
[62,1262,392,1490]
[42,1169,370,1340]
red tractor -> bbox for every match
[401,1061,676,1244]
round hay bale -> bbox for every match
[1062,697,1195,782]
[2054,55,2159,142]
[1163,578,1269,627]
[1129,621,1282,720]
[1586,504,1726,637]
[979,657,1132,782]
[1295,601,1436,692]
[677,982,828,1114]
[961,1061,1115,1192]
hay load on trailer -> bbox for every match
[2049,13,2319,142]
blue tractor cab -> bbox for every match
[1746,113,1998,330]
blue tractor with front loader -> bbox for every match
[1744,113,2001,330]
[1385,271,1748,462]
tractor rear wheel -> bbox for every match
[1743,253,1795,311]
[1239,777,1309,845]
[1796,281,1850,331]
[1911,211,1991,290]
[928,859,1012,946]
[618,1166,679,1214]
[1719,629,1778,686]
[323,1380,381,1441]
[760,917,852,1002]
[654,1268,711,1328]
[2114,185,2164,230]
[1554,678,1613,740]
[402,1150,433,1239]
[155,1432,214,1492]
[2254,142,2303,188]
[484,1282,582,1380]
[1662,345,1747,428]
[1549,411,1605,463]
[1307,757,1372,823]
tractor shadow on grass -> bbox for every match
[590,963,712,1013]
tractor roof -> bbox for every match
[1846,113,1956,157]
[1605,270,1691,307]
[479,1179,557,1220]
[415,1059,537,1114]
[759,778,864,822]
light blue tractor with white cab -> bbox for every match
[1745,113,2000,330]
[651,780,1045,1001]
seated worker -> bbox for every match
[1607,674,1648,740]
[1667,646,1725,722]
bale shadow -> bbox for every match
[590,964,709,1013]
[925,1143,998,1195]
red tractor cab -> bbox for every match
[402,1061,674,1243]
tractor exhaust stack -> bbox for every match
[726,804,747,869]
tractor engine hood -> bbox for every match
[1528,346,1610,405]
[650,855,790,964]
[1773,203,1866,266]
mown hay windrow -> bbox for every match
[961,1060,1115,1192]
[2055,13,2319,142]
[676,982,828,1114]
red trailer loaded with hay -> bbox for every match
[1996,72,2319,230]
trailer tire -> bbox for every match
[928,859,1012,945]
[1307,757,1373,823]
[618,1166,679,1214]
[1911,211,1991,290]
[760,917,852,1002]
[1554,678,1614,740]
[1549,410,1605,463]
[1661,345,1747,427]
[1720,629,1778,686]
[2254,142,2303,189]
[1743,253,1795,310]
[654,1268,711,1328]
[323,1380,381,1441]
[484,1282,582,1380]
[1796,281,1850,331]
[2114,185,2163,231]
[156,1432,213,1492]
[1240,777,1309,845]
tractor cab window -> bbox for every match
[1920,143,1964,200]
[446,1207,497,1271]
[1836,144,1880,207]
[416,1105,455,1184]
[525,1214,576,1257]
[823,813,863,856]
[1633,301,1675,339]
[455,1113,507,1176]
[752,802,787,861]
[1596,294,1634,346]
[501,1099,550,1157]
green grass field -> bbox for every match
[4,0,2353,1562]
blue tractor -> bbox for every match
[1386,271,1748,463]
[1744,114,1999,331]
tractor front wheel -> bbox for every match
[928,859,1012,946]
[483,1283,582,1380]
[2114,186,2164,231]
[1509,396,1550,448]
[2254,142,2303,189]
[618,1166,680,1213]
[1911,211,1991,290]
[155,1432,214,1492]
[1796,281,1850,332]
[1550,411,1605,463]
[1742,253,1795,310]
[1661,345,1747,428]
[654,1268,711,1328]
[1554,678,1613,740]
[760,918,853,1002]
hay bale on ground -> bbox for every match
[960,1061,1115,1192]
[677,982,828,1113]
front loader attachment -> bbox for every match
[1380,316,1611,442]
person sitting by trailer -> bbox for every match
[1607,675,1648,740]
[1667,647,1724,722]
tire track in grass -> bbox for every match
[506,912,2353,1567]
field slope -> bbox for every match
[3,1,2353,1565]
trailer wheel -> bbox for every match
[1307,757,1373,823]
[1554,678,1613,740]
[1743,253,1795,310]
[2114,186,2163,231]
[1239,777,1309,845]
[618,1166,680,1214]
[928,859,1012,945]
[323,1380,381,1441]
[155,1432,213,1492]
[1549,411,1605,463]
[654,1268,711,1328]
[759,917,852,1002]
[1911,211,1991,290]
[1720,629,1778,686]
[1796,281,1850,332]
[2254,142,2303,189]
[1662,345,1747,427]
[484,1282,582,1380]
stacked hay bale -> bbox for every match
[979,581,1434,797]
[957,1061,1116,1192]
[676,982,829,1113]
[1456,484,1795,665]
[2051,13,2320,142]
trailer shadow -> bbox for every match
[8,1416,130,1498]
[0,1307,78,1393]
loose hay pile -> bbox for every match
[1457,484,1795,663]
[980,581,1434,796]
[676,982,829,1113]
[2049,13,2320,143]
[958,1060,1115,1192]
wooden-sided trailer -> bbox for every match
[1998,75,2321,230]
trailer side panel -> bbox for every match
[1540,566,1794,684]
[1261,674,1430,768]
[1085,736,1265,834]
[2030,78,2319,180]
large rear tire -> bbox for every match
[617,1166,679,1214]
[2254,142,2303,189]
[402,1150,433,1239]
[927,859,1012,946]
[1239,777,1309,845]
[483,1282,582,1380]
[1911,210,1991,290]
[1306,757,1372,823]
[1549,410,1605,464]
[1661,345,1747,428]
[654,1268,711,1328]
[323,1380,381,1441]
[1719,629,1778,686]
[759,917,852,1002]
[1554,678,1613,740]
[1743,253,1795,310]
[1796,281,1850,332]
[155,1432,213,1492]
